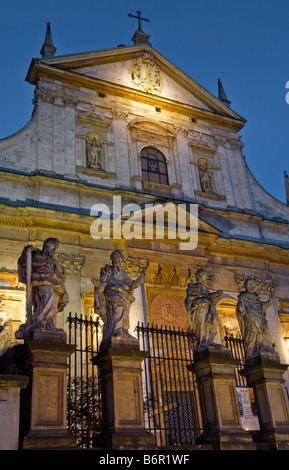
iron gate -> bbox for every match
[67,313,102,448]
[136,322,203,447]
[66,314,251,449]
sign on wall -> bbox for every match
[236,387,260,431]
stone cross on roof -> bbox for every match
[128,10,150,32]
[128,11,151,45]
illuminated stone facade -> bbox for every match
[1,36,289,391]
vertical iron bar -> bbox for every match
[160,325,172,445]
[164,325,177,445]
[67,312,72,430]
[150,324,163,446]
[147,324,158,445]
[169,326,182,445]
[74,313,77,442]
[90,316,96,446]
[85,315,89,447]
[79,314,84,446]
[178,329,193,444]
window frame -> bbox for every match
[140,146,169,186]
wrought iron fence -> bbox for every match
[65,314,250,449]
[136,322,203,447]
[224,333,248,387]
[66,313,102,448]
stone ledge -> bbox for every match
[0,374,29,389]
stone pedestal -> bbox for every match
[20,329,76,450]
[246,353,289,449]
[98,336,156,450]
[0,375,29,450]
[193,346,255,450]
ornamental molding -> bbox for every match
[78,103,112,126]
[56,253,85,273]
[234,271,275,293]
[109,108,129,120]
[33,85,56,104]
[63,94,79,108]
[131,52,161,95]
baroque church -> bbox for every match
[1,18,289,395]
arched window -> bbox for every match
[140,147,169,185]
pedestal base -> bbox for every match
[247,353,289,449]
[19,331,76,450]
[193,346,254,449]
[22,430,76,450]
[101,431,156,451]
[98,336,157,450]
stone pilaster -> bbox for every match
[97,336,156,450]
[193,346,255,450]
[174,127,193,198]
[63,94,78,177]
[34,85,55,173]
[110,110,129,186]
[246,353,289,449]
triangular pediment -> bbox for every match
[26,44,245,123]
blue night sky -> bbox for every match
[1,0,289,204]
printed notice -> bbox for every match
[236,387,260,431]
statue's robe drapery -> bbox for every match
[98,266,145,341]
[236,290,274,359]
[185,281,218,350]
[18,247,69,330]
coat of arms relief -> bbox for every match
[131,52,161,95]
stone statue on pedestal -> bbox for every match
[93,250,148,342]
[16,238,69,339]
[185,268,223,350]
[236,278,276,360]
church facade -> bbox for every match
[1,22,289,392]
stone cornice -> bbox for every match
[206,237,289,264]
[26,63,244,131]
[0,202,289,265]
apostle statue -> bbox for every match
[236,278,276,360]
[185,268,223,350]
[93,250,148,342]
[16,238,69,339]
[87,133,103,169]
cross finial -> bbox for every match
[128,10,149,32]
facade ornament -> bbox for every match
[213,135,227,146]
[56,253,85,274]
[185,268,223,350]
[122,257,149,278]
[131,52,161,95]
[153,263,180,286]
[236,277,276,360]
[93,250,149,341]
[78,103,112,126]
[173,125,189,137]
[229,139,244,151]
[109,109,129,120]
[151,293,187,329]
[15,238,69,339]
[86,132,104,169]
[63,94,78,108]
[234,272,275,294]
[33,85,55,104]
